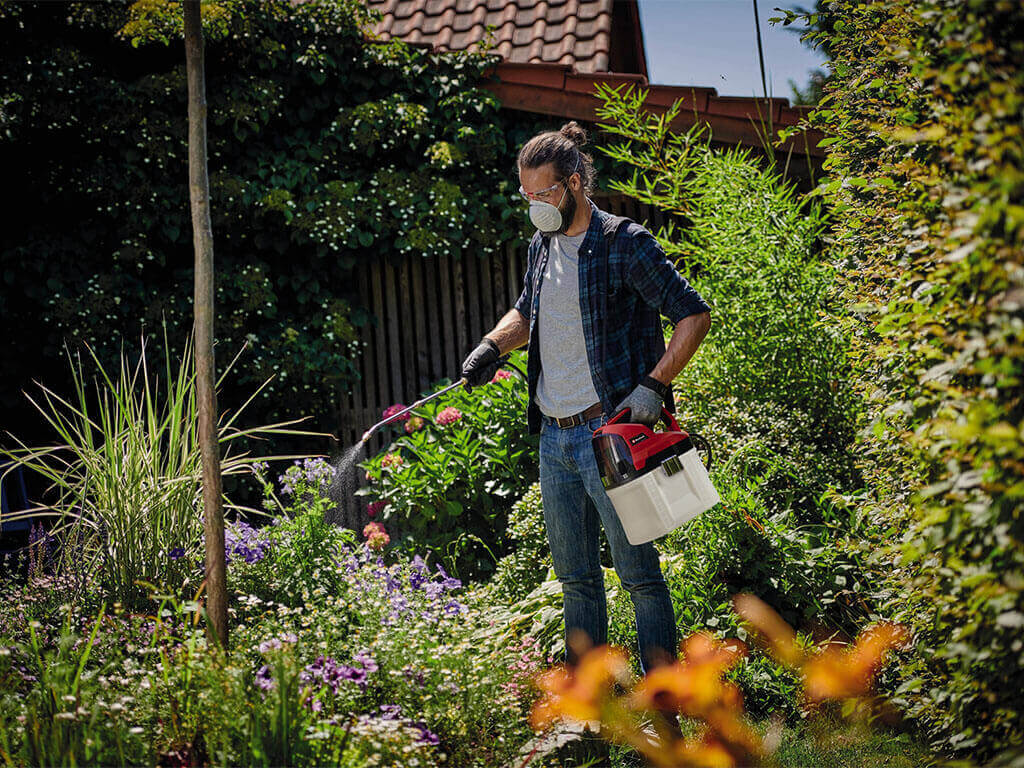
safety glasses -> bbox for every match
[517,180,563,203]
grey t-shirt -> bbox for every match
[535,231,601,418]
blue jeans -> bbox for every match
[539,412,677,673]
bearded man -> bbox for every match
[462,121,711,695]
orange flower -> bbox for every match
[529,645,630,730]
[732,593,803,666]
[803,623,909,702]
[667,734,738,768]
[631,633,746,716]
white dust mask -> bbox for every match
[528,184,568,234]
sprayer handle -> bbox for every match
[607,406,682,432]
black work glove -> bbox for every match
[461,337,501,391]
[613,376,669,427]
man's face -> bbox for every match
[519,163,579,233]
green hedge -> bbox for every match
[776,0,1024,757]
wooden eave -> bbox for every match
[486,61,825,158]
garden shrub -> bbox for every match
[777,0,1024,756]
[358,350,538,580]
[489,481,551,602]
[594,83,860,521]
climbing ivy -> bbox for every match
[0,0,528,443]
[776,0,1023,757]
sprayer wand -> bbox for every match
[358,352,527,444]
[360,377,467,444]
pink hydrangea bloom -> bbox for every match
[491,369,512,383]
[363,521,390,550]
[404,415,425,434]
[382,403,410,422]
[367,500,387,518]
[436,406,462,426]
[381,452,403,468]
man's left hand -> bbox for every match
[613,382,664,426]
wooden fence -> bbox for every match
[331,196,671,526]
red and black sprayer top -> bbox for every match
[592,407,694,490]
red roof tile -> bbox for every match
[366,0,618,73]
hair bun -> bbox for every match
[559,121,588,147]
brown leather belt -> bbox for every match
[551,402,604,429]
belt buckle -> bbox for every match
[557,411,584,429]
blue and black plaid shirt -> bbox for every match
[514,200,711,435]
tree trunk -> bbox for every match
[184,0,227,650]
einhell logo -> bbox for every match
[629,434,648,446]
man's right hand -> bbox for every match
[461,337,502,391]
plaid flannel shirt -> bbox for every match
[514,200,711,435]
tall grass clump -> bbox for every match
[1,333,306,608]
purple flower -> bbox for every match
[380,704,402,720]
[412,723,440,746]
[167,547,186,560]
[436,564,462,591]
[408,555,429,590]
[353,650,378,674]
[301,652,377,694]
[224,521,271,565]
[255,665,275,692]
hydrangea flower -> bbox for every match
[366,500,387,518]
[491,369,512,382]
[363,522,390,550]
[436,406,462,426]
[382,403,410,422]
[404,415,425,433]
[381,452,403,468]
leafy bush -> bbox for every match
[489,482,550,602]
[777,0,1024,756]
[358,351,538,579]
[594,83,859,520]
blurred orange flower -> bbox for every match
[803,622,909,702]
[731,593,803,666]
[529,645,630,730]
[631,633,746,716]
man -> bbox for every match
[462,122,711,680]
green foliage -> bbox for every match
[593,83,860,519]
[358,352,538,579]
[489,482,550,602]
[779,0,1024,757]
[0,606,149,767]
[0,0,528,447]
[0,333,307,609]
[588,79,891,726]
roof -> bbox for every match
[365,0,646,76]
[363,1,823,158]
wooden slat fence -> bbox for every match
[331,197,672,527]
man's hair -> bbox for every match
[517,121,596,195]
